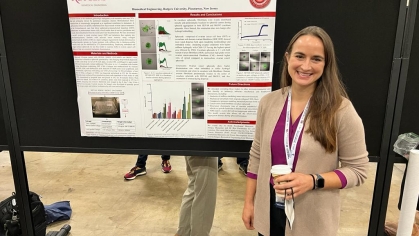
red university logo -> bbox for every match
[249,0,271,9]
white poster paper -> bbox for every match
[66,0,277,140]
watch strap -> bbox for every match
[310,174,316,190]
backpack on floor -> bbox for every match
[0,191,47,236]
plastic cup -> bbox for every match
[271,165,292,209]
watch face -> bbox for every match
[318,178,325,188]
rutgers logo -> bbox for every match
[249,0,271,9]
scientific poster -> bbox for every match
[67,0,277,140]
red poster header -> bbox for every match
[69,13,135,17]
[207,120,256,125]
[139,12,275,18]
[207,82,272,87]
[73,52,138,56]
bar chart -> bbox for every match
[145,82,199,120]
[151,93,192,119]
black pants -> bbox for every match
[136,155,170,167]
[217,156,249,165]
[258,184,286,236]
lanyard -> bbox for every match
[284,89,310,167]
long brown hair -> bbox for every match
[280,26,348,153]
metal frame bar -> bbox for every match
[368,0,418,235]
[368,1,407,233]
[15,146,251,157]
[0,15,35,236]
[379,0,418,234]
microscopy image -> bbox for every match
[192,83,205,95]
[191,95,205,106]
[261,52,271,62]
[239,61,250,71]
[250,52,260,62]
[260,62,270,71]
[238,51,271,71]
[192,107,205,119]
[140,37,157,53]
[191,83,205,119]
[239,52,249,61]
[141,54,157,70]
[140,20,156,36]
[250,62,260,71]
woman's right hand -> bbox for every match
[242,202,255,230]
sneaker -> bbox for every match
[239,162,248,176]
[124,166,146,180]
[161,160,172,173]
[218,162,223,171]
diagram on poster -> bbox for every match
[239,19,275,41]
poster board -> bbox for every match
[0,0,400,157]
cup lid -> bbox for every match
[270,165,291,174]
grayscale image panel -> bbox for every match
[239,52,249,61]
[191,83,205,119]
[192,83,205,95]
[192,95,205,106]
[261,52,271,62]
[250,62,260,71]
[250,52,260,62]
[239,61,250,71]
[192,107,205,119]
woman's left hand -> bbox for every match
[273,173,314,200]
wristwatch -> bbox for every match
[315,174,325,189]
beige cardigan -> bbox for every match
[248,87,369,236]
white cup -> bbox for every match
[270,165,292,208]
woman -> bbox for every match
[242,26,369,236]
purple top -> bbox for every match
[247,97,347,188]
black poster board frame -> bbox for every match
[370,0,419,235]
[0,73,8,150]
[0,0,399,157]
[0,0,417,235]
[0,16,33,236]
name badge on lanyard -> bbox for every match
[284,89,311,167]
